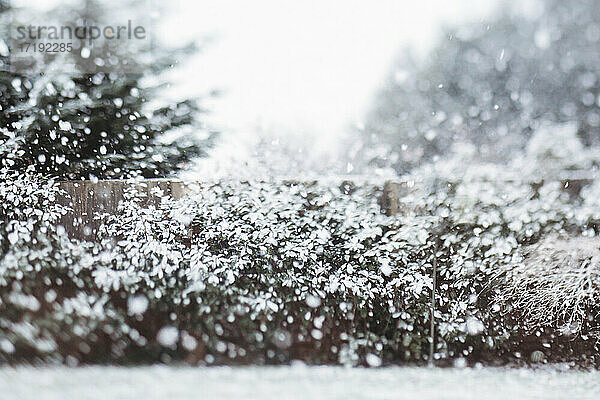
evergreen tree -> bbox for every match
[0,0,28,149]
[0,0,214,179]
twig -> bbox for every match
[429,239,438,367]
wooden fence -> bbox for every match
[56,175,596,240]
[57,179,191,240]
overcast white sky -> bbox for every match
[19,0,508,175]
[160,0,503,148]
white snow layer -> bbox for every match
[0,366,599,400]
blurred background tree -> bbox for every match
[0,0,215,179]
[362,0,600,174]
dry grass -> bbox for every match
[498,235,600,336]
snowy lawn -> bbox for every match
[1,366,599,400]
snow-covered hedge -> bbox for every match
[1,159,599,366]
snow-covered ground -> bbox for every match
[1,366,599,400]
